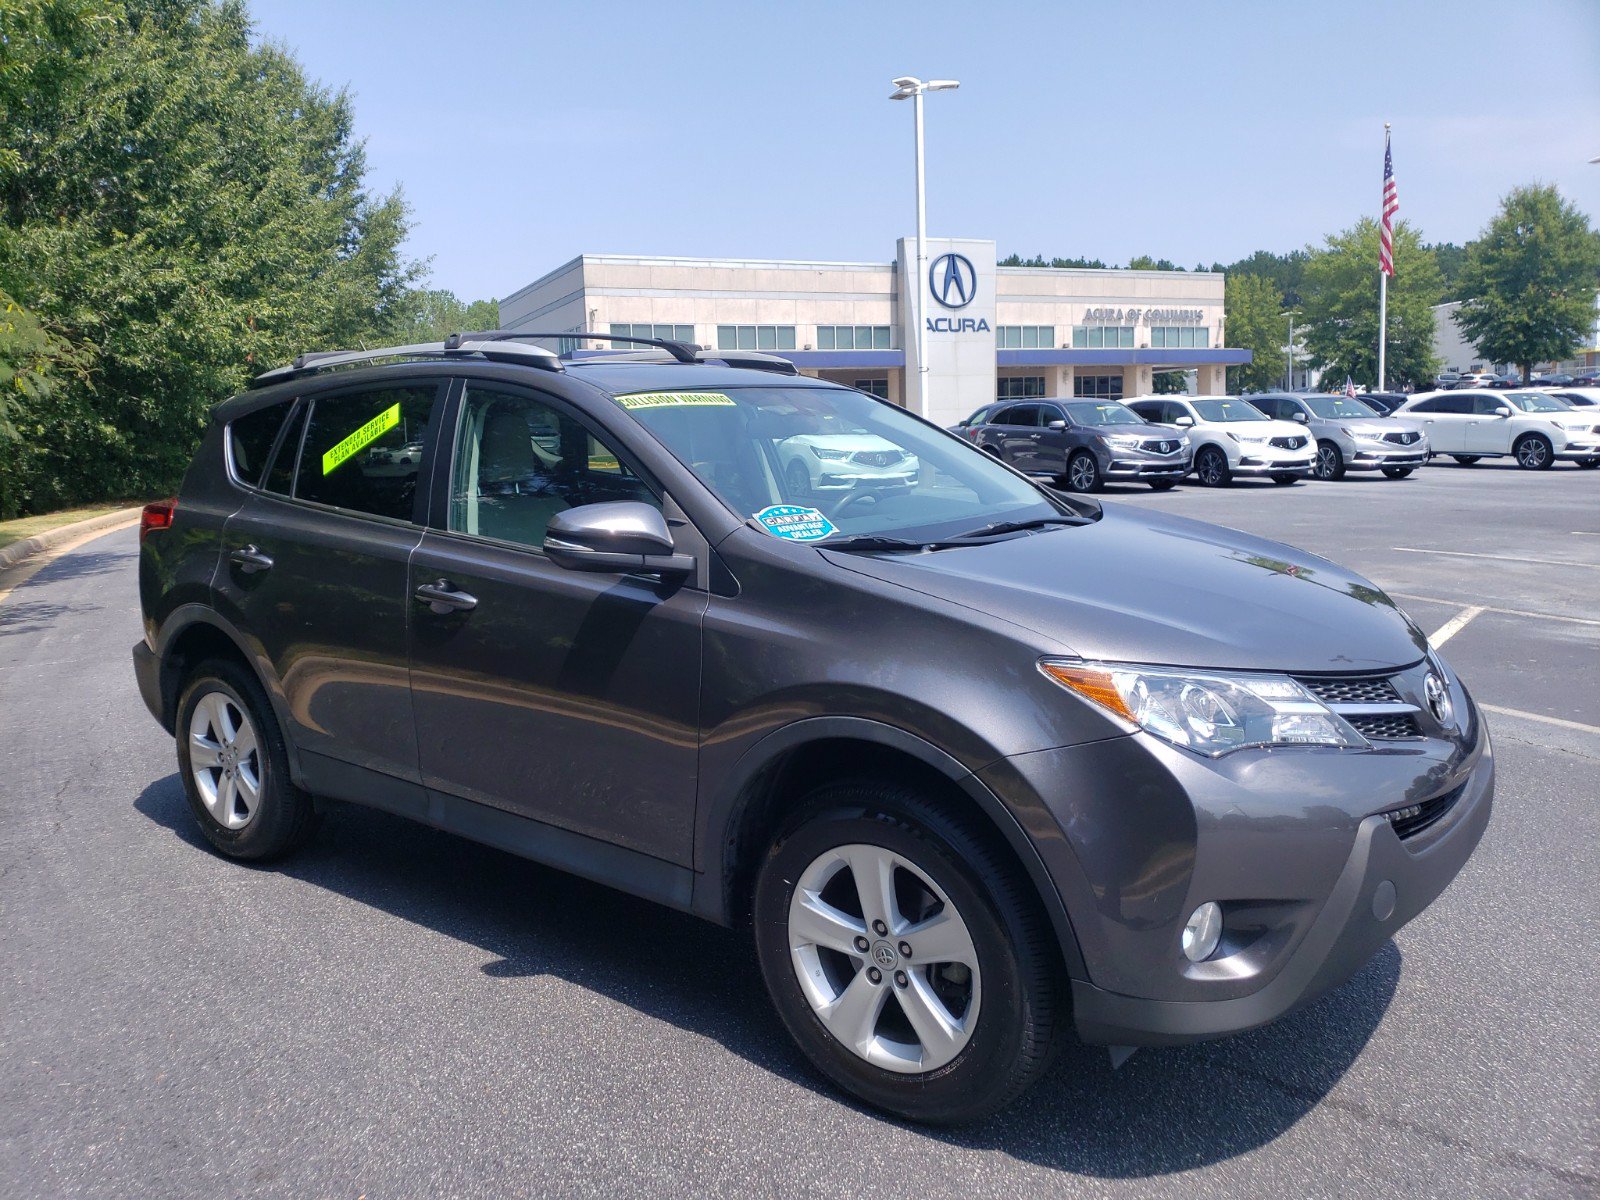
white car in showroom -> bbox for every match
[1126,395,1315,486]
[1395,390,1600,469]
[778,412,921,495]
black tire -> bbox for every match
[1148,478,1178,491]
[1063,451,1103,493]
[1452,455,1481,465]
[175,659,317,861]
[1514,433,1554,470]
[752,779,1062,1125]
[1314,440,1346,480]
[1195,445,1231,487]
[1271,474,1299,486]
[1381,466,1414,479]
[785,459,812,499]
[1578,457,1600,469]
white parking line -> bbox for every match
[1428,606,1485,647]
[1392,546,1600,570]
[1481,704,1600,737]
[1390,592,1600,628]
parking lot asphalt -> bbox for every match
[2,463,1597,1199]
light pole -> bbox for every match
[1284,310,1298,390]
[890,76,959,416]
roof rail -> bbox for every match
[569,347,799,376]
[249,338,563,388]
[445,329,701,364]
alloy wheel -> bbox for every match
[1315,444,1340,480]
[1516,437,1550,469]
[187,690,262,830]
[1197,448,1227,486]
[1068,454,1099,492]
[787,843,981,1074]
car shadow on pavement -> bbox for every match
[133,775,1398,1178]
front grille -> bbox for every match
[1346,712,1422,739]
[1383,430,1420,445]
[852,450,903,467]
[1269,435,1307,450]
[1139,439,1182,454]
[1385,782,1465,839]
[1297,675,1401,705]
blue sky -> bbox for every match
[250,0,1600,302]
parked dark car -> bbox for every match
[135,333,1493,1124]
[1348,391,1409,415]
[1531,373,1574,387]
[953,398,1190,492]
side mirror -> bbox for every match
[544,502,693,577]
[1293,411,1309,423]
[1174,415,1195,427]
[1046,419,1067,431]
[1494,406,1512,418]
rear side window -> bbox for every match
[227,400,293,487]
[294,384,441,522]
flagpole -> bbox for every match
[1378,122,1390,391]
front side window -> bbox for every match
[228,399,295,488]
[1192,398,1268,423]
[1305,397,1379,419]
[449,386,658,550]
[1505,391,1571,413]
[616,386,1068,543]
[293,384,440,521]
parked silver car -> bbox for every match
[1246,393,1429,480]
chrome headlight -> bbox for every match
[1040,660,1366,756]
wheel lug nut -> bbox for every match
[854,936,870,953]
[898,942,912,958]
[894,971,908,988]
[867,967,882,984]
[872,919,888,936]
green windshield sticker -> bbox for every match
[322,403,400,475]
[754,504,837,542]
[615,391,737,411]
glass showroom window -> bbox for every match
[853,378,890,399]
[609,323,695,347]
[1149,326,1210,349]
[1074,374,1124,399]
[995,326,1056,350]
[996,376,1046,399]
[816,326,892,350]
[717,325,798,352]
[1071,326,1136,349]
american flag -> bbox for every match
[1379,129,1398,277]
[1344,375,1358,399]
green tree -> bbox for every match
[1125,255,1184,272]
[1454,185,1600,381]
[0,0,420,514]
[1219,249,1310,308]
[1223,272,1287,393]
[392,288,501,343]
[1298,218,1440,390]
[1426,241,1467,301]
[999,253,1108,269]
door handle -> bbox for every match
[228,545,274,574]
[414,579,478,614]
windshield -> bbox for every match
[1192,399,1268,423]
[1063,401,1142,426]
[618,386,1070,543]
[1506,391,1571,413]
[1306,397,1381,419]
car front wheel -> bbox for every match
[1194,445,1231,487]
[1063,451,1103,493]
[1148,478,1178,491]
[1314,441,1346,480]
[1514,433,1554,470]
[1271,473,1299,486]
[753,780,1062,1125]
[1381,466,1414,478]
[1452,455,1481,465]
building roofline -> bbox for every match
[997,265,1223,280]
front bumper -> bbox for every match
[1105,452,1191,480]
[1234,452,1314,476]
[812,470,919,490]
[1555,438,1600,459]
[1347,440,1428,469]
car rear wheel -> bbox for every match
[1148,478,1177,491]
[1195,446,1231,487]
[1063,451,1103,493]
[1271,474,1299,486]
[753,779,1062,1125]
[176,659,316,860]
[1314,441,1345,480]
[1452,455,1480,464]
[1381,466,1414,478]
[1514,433,1553,470]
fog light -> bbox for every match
[1182,902,1222,963]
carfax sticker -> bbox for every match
[615,391,737,411]
[753,504,837,542]
[322,403,400,475]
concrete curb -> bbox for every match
[0,506,145,571]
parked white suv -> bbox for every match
[1246,392,1429,480]
[1395,390,1600,470]
[1127,395,1315,486]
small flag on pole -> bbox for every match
[1379,130,1398,277]
[1344,375,1358,399]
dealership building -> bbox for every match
[501,238,1251,428]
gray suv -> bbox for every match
[134,332,1492,1125]
[1247,393,1429,480]
[954,398,1191,491]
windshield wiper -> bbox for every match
[819,535,930,554]
[947,515,1086,540]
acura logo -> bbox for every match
[1424,672,1453,726]
[929,253,977,309]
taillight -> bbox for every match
[140,498,177,543]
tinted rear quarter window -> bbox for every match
[228,400,293,487]
[294,384,441,522]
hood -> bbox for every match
[1337,417,1411,436]
[1087,422,1175,439]
[1202,419,1304,441]
[825,504,1428,673]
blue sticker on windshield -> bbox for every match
[754,504,837,542]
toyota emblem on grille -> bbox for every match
[1424,672,1453,726]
